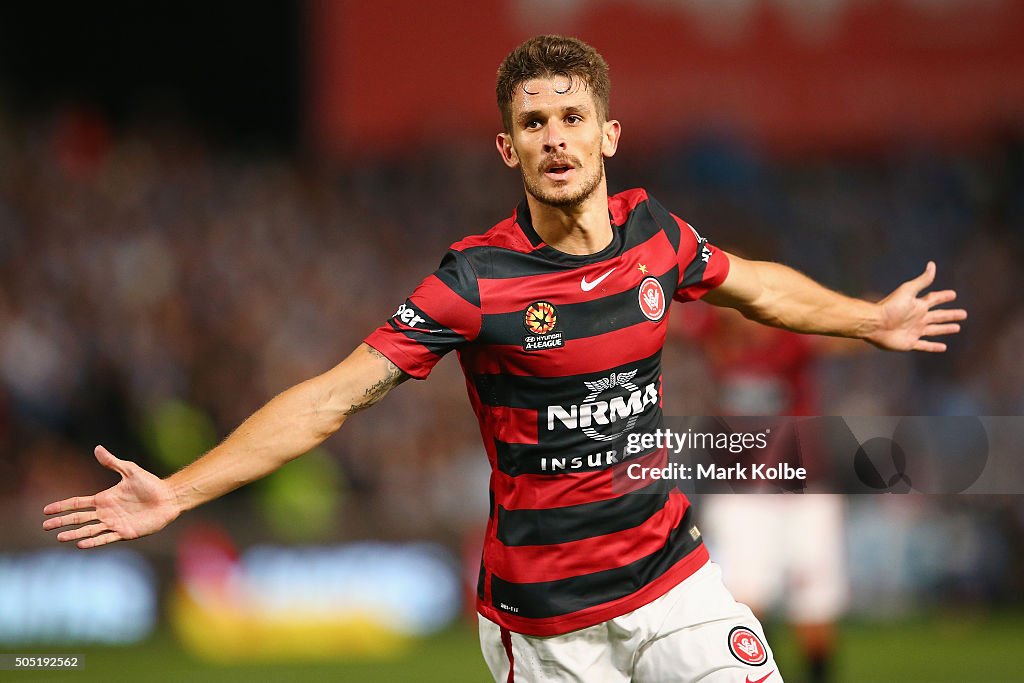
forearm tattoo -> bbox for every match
[344,348,409,415]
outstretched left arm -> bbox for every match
[703,253,967,352]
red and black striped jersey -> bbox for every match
[365,188,729,636]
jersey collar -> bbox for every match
[513,198,623,266]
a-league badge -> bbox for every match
[728,626,768,666]
[523,301,564,351]
[638,277,666,321]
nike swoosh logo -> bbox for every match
[745,670,775,683]
[580,267,615,292]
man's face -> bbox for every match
[496,75,620,208]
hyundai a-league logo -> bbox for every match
[524,301,557,335]
[523,301,564,351]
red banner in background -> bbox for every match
[309,0,1024,158]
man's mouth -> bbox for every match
[543,160,576,181]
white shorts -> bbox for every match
[701,494,848,624]
[479,561,783,683]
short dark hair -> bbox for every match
[496,35,610,132]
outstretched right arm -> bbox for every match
[42,343,408,548]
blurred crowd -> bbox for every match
[1,107,1023,606]
[0,107,515,543]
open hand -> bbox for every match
[867,262,967,352]
[42,445,180,549]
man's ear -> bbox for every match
[496,133,520,168]
[601,119,621,159]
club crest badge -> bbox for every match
[728,626,768,666]
[638,277,666,321]
[523,301,564,351]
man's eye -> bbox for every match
[566,115,582,124]
[526,120,542,129]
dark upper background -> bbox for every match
[0,2,300,150]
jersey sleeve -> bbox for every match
[672,215,730,302]
[363,249,482,380]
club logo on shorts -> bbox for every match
[523,301,564,351]
[728,626,768,666]
[638,277,666,321]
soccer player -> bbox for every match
[43,36,965,682]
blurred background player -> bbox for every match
[674,302,858,683]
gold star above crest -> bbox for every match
[637,263,648,275]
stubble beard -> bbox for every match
[523,158,605,209]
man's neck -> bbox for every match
[525,186,613,256]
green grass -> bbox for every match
[771,612,1023,683]
[2,626,489,683]
[6,612,1024,682]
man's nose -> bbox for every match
[543,122,566,150]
